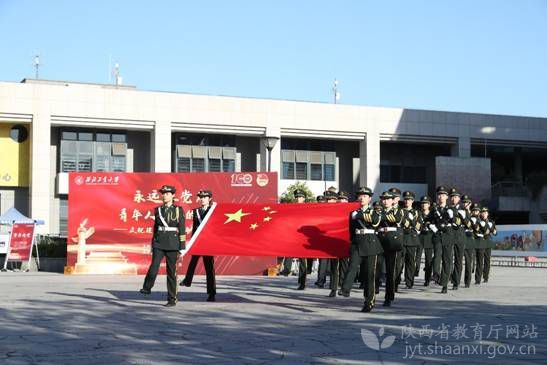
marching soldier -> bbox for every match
[418,196,436,286]
[281,189,307,278]
[315,189,338,289]
[472,204,487,284]
[293,189,313,290]
[339,187,383,313]
[376,191,403,307]
[432,186,457,294]
[180,190,217,302]
[481,207,497,283]
[461,195,476,288]
[399,191,420,289]
[140,185,186,307]
[449,188,466,290]
[388,188,405,292]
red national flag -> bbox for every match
[186,202,359,258]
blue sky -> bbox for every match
[1,0,547,117]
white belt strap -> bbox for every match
[158,207,173,230]
[379,227,397,232]
[158,226,177,232]
[355,229,375,235]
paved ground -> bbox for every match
[0,267,546,364]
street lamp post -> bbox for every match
[264,136,279,172]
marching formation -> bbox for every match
[288,185,498,313]
[139,184,497,312]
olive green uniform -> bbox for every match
[341,206,383,309]
[142,204,186,303]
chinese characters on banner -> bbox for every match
[67,172,278,275]
[7,223,35,262]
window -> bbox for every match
[281,150,336,181]
[174,144,236,173]
[59,198,68,237]
[310,164,322,180]
[59,130,127,173]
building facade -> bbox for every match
[1,79,546,235]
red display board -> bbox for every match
[7,223,35,262]
[67,172,277,275]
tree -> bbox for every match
[279,182,315,203]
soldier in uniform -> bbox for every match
[388,188,405,292]
[337,191,349,203]
[180,190,216,302]
[293,189,313,290]
[376,191,403,307]
[481,207,497,283]
[140,185,186,307]
[316,195,326,203]
[461,195,476,288]
[418,196,436,286]
[315,189,338,288]
[339,187,383,313]
[449,188,466,290]
[432,186,458,293]
[281,189,307,278]
[397,191,420,289]
[472,204,487,284]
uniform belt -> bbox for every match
[158,226,178,232]
[378,227,397,232]
[355,228,375,235]
[476,233,484,237]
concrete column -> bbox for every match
[151,121,172,172]
[259,126,281,174]
[30,109,51,234]
[451,136,471,158]
[359,131,380,192]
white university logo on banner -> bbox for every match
[361,327,396,350]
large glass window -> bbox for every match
[59,130,127,173]
[174,143,236,173]
[281,150,336,181]
[380,164,426,183]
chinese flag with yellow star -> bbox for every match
[185,202,358,258]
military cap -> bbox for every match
[327,186,337,193]
[316,195,326,202]
[481,206,489,213]
[462,194,472,203]
[420,196,432,204]
[293,189,305,198]
[436,186,449,195]
[402,191,415,200]
[380,191,393,199]
[197,189,212,198]
[323,190,338,199]
[449,188,461,197]
[355,187,373,197]
[388,187,401,197]
[159,185,176,194]
[337,191,349,200]
[471,203,481,211]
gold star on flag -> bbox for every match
[262,206,271,211]
[263,216,272,222]
[250,223,259,230]
[224,209,251,224]
[269,210,277,214]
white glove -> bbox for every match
[458,210,466,218]
[488,222,493,228]
[408,213,414,220]
[480,221,486,227]
[351,211,358,219]
[471,217,477,224]
[429,224,438,233]
[447,209,454,218]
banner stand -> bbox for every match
[2,222,37,272]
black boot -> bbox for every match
[338,289,350,297]
[296,284,305,290]
[164,301,176,307]
[441,286,448,294]
[424,281,430,287]
[383,299,392,307]
[361,303,373,312]
[139,288,151,295]
[452,285,458,290]
[206,294,216,302]
[328,290,337,297]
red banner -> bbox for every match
[188,203,358,258]
[67,172,277,275]
[8,223,35,262]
